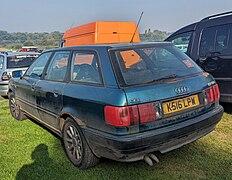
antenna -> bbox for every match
[130,11,144,43]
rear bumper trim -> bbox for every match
[83,105,223,161]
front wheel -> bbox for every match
[9,93,26,121]
[63,118,99,169]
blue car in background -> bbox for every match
[8,42,223,169]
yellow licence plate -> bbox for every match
[163,94,200,115]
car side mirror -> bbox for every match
[12,70,24,78]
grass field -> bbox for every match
[0,99,231,180]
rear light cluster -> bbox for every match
[104,102,162,127]
[205,84,220,104]
[1,72,11,81]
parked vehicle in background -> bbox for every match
[0,52,39,97]
[8,42,223,169]
[166,11,232,103]
[0,50,13,55]
[21,46,38,52]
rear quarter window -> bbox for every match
[167,31,193,53]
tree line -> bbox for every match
[0,29,170,50]
[140,29,171,42]
[0,31,63,50]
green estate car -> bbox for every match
[8,42,223,169]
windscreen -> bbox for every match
[110,45,202,86]
[0,55,4,69]
[7,54,39,69]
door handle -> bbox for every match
[31,85,35,91]
[53,90,59,98]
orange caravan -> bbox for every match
[61,21,140,47]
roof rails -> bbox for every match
[201,11,232,21]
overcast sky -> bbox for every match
[0,0,232,33]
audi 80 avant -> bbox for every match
[8,42,223,169]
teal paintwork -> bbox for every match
[8,42,224,163]
[124,73,215,105]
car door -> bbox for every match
[198,24,232,98]
[14,52,52,119]
[62,50,107,129]
[35,51,70,131]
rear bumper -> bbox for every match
[83,105,223,162]
[0,83,9,96]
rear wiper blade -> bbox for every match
[152,74,177,82]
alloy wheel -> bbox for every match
[10,97,20,118]
[65,125,83,161]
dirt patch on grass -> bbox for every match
[0,135,9,142]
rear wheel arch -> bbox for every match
[62,117,99,169]
[59,113,86,133]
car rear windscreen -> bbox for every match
[7,54,39,69]
[110,44,203,86]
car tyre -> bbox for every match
[63,117,99,169]
[9,93,26,121]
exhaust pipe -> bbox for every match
[149,153,159,163]
[144,155,153,166]
[144,153,159,166]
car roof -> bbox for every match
[167,23,197,39]
[166,11,232,39]
[45,42,173,52]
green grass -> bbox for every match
[0,99,231,180]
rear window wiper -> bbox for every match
[151,74,178,83]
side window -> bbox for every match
[200,24,232,57]
[215,25,230,53]
[169,32,193,53]
[25,52,52,79]
[199,27,216,57]
[71,51,101,84]
[44,51,69,81]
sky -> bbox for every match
[0,0,232,33]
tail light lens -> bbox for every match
[104,102,161,127]
[138,103,156,123]
[205,84,220,104]
[213,84,220,101]
[1,72,11,81]
[104,105,139,127]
